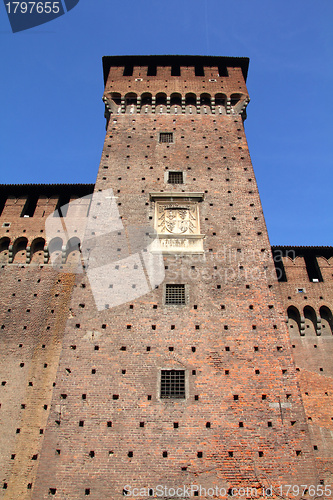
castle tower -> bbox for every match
[0,56,323,499]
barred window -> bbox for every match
[159,132,173,143]
[168,171,183,184]
[161,370,185,399]
[165,284,185,305]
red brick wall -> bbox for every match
[1,58,329,499]
[0,184,93,499]
[0,265,75,499]
[31,60,318,499]
[275,251,333,486]
[104,65,247,99]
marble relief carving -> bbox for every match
[157,204,197,235]
[150,193,204,253]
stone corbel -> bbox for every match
[300,315,305,336]
[136,96,141,114]
[61,245,67,265]
[102,96,112,114]
[240,97,250,120]
[226,98,231,114]
[211,97,215,114]
[8,245,13,264]
[181,97,186,114]
[120,97,125,114]
[26,246,31,264]
[44,246,49,264]
[196,96,200,114]
[166,96,170,114]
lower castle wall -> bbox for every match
[276,267,333,486]
[0,265,76,499]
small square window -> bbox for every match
[159,132,173,144]
[168,171,183,184]
[160,370,185,399]
[165,284,186,305]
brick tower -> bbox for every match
[1,55,327,499]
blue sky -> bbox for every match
[1,0,332,246]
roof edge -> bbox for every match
[102,55,249,86]
[272,245,333,250]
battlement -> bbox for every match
[0,183,93,220]
[102,55,249,84]
[273,246,333,340]
[102,55,250,123]
[272,246,333,283]
[0,183,93,265]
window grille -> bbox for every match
[168,172,183,184]
[159,132,173,143]
[165,284,185,305]
[160,370,185,399]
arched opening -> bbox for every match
[215,93,227,115]
[287,306,301,336]
[31,237,46,264]
[12,237,28,263]
[48,237,63,268]
[125,93,137,114]
[141,93,152,113]
[230,93,242,107]
[231,93,248,115]
[319,306,333,335]
[156,93,167,114]
[170,93,182,114]
[304,306,317,335]
[185,93,196,114]
[66,237,82,271]
[200,93,211,114]
[110,92,121,114]
[0,237,10,263]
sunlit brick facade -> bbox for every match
[0,56,332,499]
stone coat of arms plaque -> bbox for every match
[150,193,205,253]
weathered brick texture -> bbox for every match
[0,56,331,500]
[273,246,333,487]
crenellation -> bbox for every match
[156,65,171,78]
[274,244,333,483]
[106,65,124,82]
[203,65,219,78]
[317,256,333,282]
[282,255,310,282]
[181,66,196,79]
[132,65,147,78]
